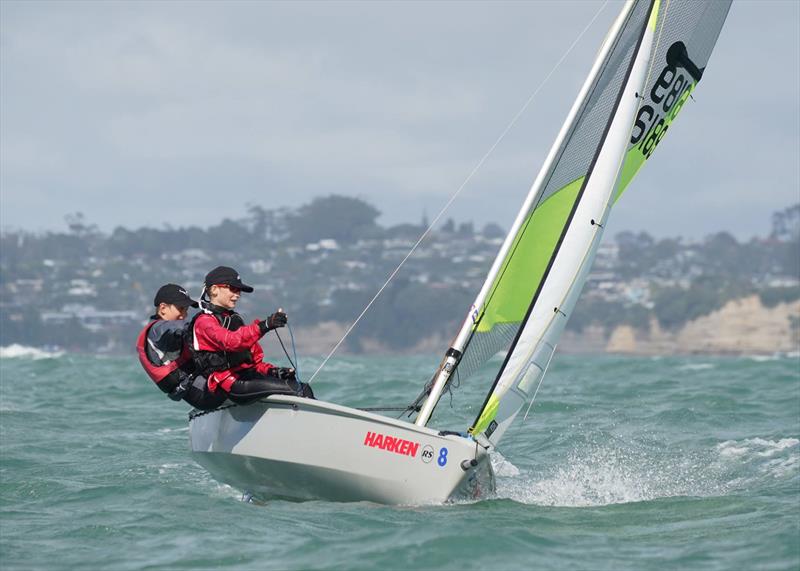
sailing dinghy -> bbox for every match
[190,0,731,504]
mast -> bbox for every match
[469,0,660,445]
[414,0,640,428]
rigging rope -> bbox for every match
[307,0,611,384]
[273,323,301,381]
[522,343,557,423]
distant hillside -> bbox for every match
[1,198,798,355]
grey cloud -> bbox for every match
[1,0,797,240]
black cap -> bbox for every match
[153,284,199,308]
[204,266,254,293]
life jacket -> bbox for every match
[136,320,192,394]
[189,306,254,379]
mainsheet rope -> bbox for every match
[307,0,611,384]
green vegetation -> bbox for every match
[759,286,800,308]
[0,198,797,352]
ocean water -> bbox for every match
[1,348,798,570]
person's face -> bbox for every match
[160,303,188,320]
[210,284,240,309]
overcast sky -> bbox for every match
[1,0,798,240]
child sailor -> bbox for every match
[190,266,314,403]
[136,283,226,410]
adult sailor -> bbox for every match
[136,283,227,410]
[191,266,314,404]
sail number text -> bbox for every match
[630,42,696,159]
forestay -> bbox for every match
[414,0,731,449]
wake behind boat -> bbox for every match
[189,0,732,504]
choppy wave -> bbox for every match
[0,344,65,360]
[715,437,800,479]
[496,444,723,507]
[748,354,800,363]
[1,353,797,571]
[495,436,799,507]
[742,352,800,362]
[677,362,716,371]
[491,452,521,477]
[157,427,190,434]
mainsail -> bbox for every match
[414,0,731,448]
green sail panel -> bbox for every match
[475,40,702,340]
[614,84,695,203]
[475,176,584,333]
[474,81,692,336]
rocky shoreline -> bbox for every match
[284,296,800,357]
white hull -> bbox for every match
[189,396,494,504]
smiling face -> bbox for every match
[209,284,240,310]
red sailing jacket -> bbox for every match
[136,320,191,393]
[192,311,275,392]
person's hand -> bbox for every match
[269,367,296,381]
[265,308,287,331]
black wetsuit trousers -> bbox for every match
[228,370,315,405]
[182,376,228,411]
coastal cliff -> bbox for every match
[285,295,800,357]
[600,296,800,355]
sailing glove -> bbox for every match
[168,374,192,402]
[265,311,288,331]
[258,311,288,334]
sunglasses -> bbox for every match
[214,284,241,294]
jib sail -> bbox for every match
[414,0,731,449]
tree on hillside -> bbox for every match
[482,223,505,239]
[771,204,800,242]
[457,222,474,237]
[615,231,655,278]
[288,195,381,245]
[702,232,742,276]
[65,212,99,238]
[385,223,424,239]
[246,203,290,243]
[205,218,252,252]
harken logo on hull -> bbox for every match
[363,431,420,458]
